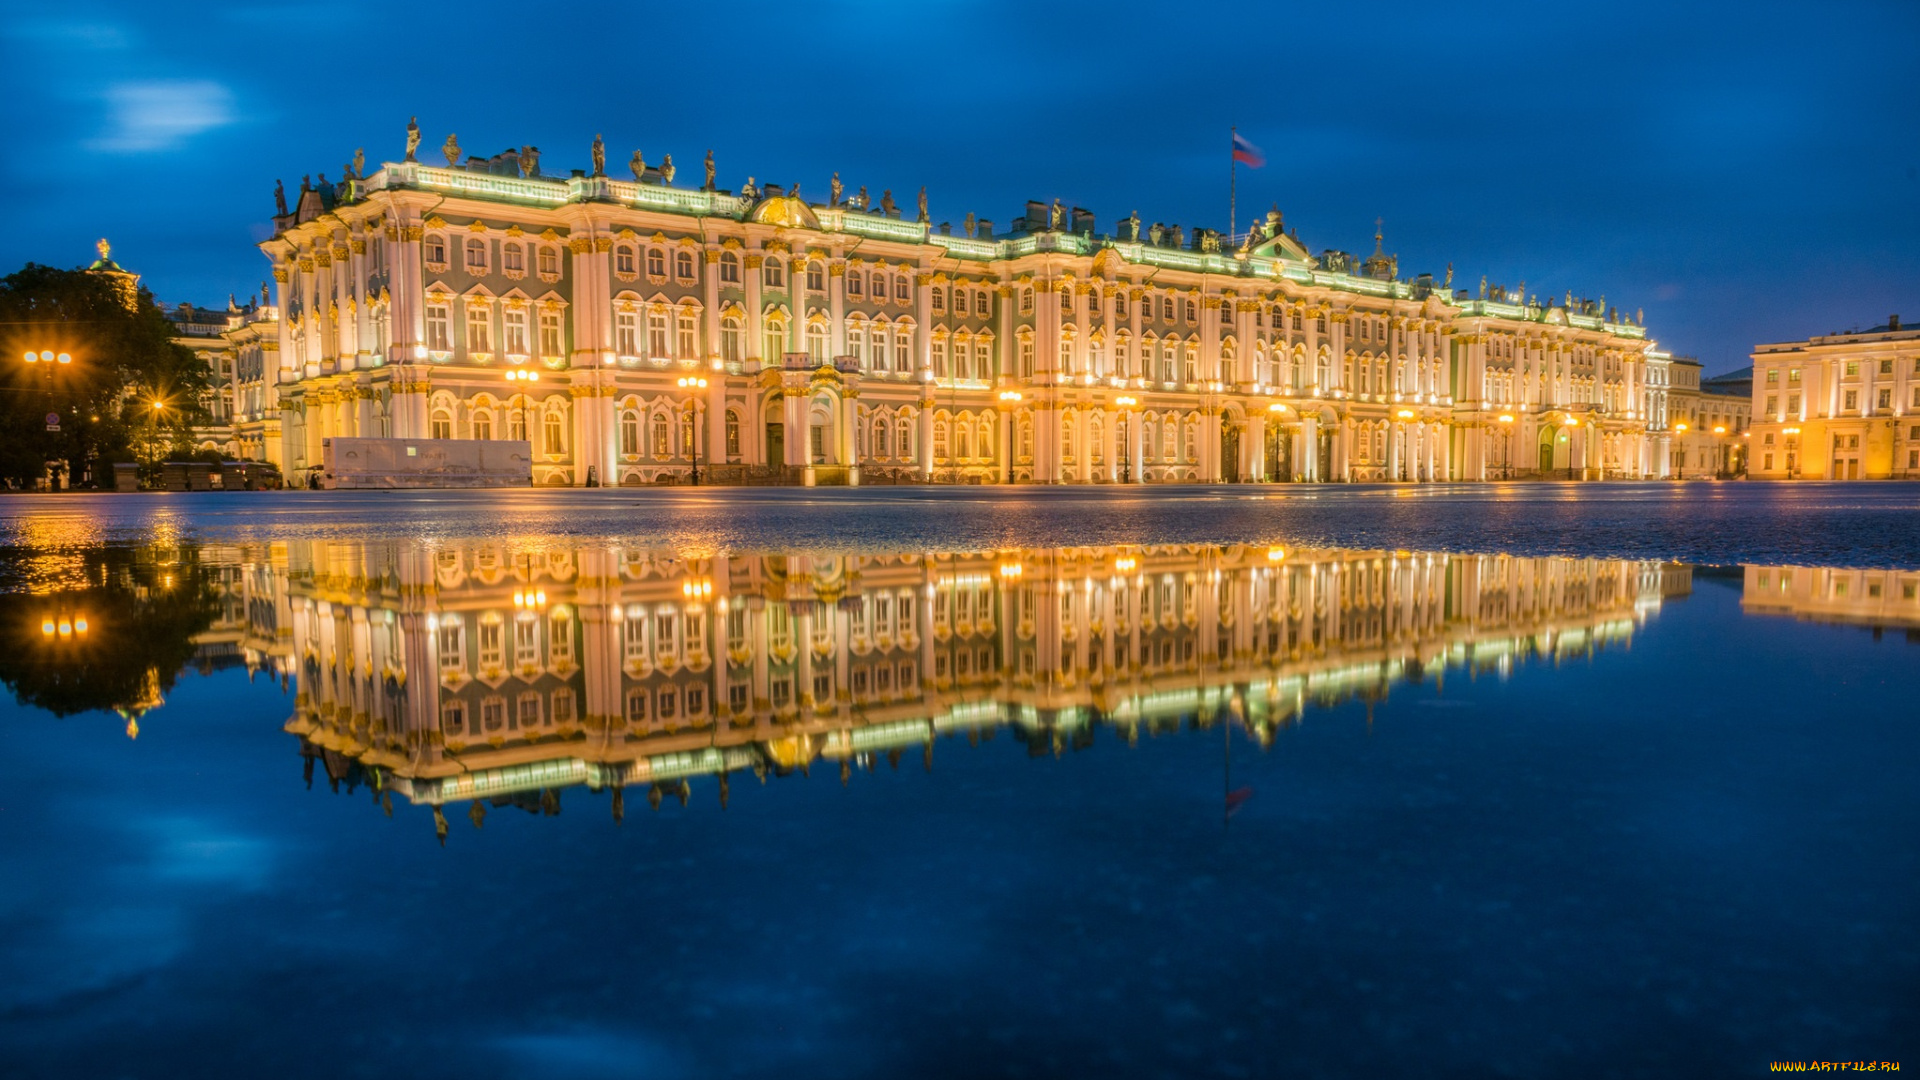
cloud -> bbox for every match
[90,79,235,152]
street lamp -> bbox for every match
[1564,416,1579,481]
[1497,414,1514,480]
[1117,395,1139,483]
[1783,426,1801,480]
[1395,408,1416,482]
[504,368,540,448]
[677,375,708,485]
[1266,402,1287,482]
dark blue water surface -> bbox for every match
[1,486,1916,1079]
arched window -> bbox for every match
[424,235,447,266]
[956,421,973,460]
[503,243,524,274]
[465,238,487,273]
[620,411,639,456]
[933,418,949,460]
[763,257,785,288]
[651,414,670,458]
[895,274,910,302]
[473,410,493,441]
[675,251,695,280]
[430,409,452,440]
[721,315,742,362]
[977,415,994,460]
[614,245,636,276]
[806,262,824,292]
[806,321,828,361]
[1019,287,1034,314]
[874,417,890,457]
[894,328,911,371]
[762,316,787,363]
[1089,337,1105,377]
[508,407,527,443]
[897,417,912,458]
[719,251,740,283]
[543,411,565,455]
[725,411,741,457]
[646,247,666,278]
[1017,333,1035,378]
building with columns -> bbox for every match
[1748,316,1918,480]
[276,538,1688,825]
[259,143,1667,487]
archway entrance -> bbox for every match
[1318,429,1335,480]
[1538,427,1558,475]
[1220,424,1240,483]
[766,422,785,466]
[1269,425,1293,481]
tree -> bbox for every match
[0,262,210,488]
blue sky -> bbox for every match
[2,0,1915,375]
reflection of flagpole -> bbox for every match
[1228,126,1237,247]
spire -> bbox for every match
[1373,217,1384,257]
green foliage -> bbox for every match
[0,263,211,488]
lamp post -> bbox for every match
[1497,413,1514,480]
[1564,416,1579,481]
[1674,422,1689,479]
[678,375,708,485]
[998,390,1021,485]
[1117,395,1138,483]
[1267,401,1288,482]
[22,349,76,486]
[1711,424,1727,478]
[504,367,539,446]
[1783,426,1801,480]
[1395,408,1416,482]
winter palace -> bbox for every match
[229,132,1677,486]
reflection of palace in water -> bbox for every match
[1740,565,1920,634]
[272,540,1692,834]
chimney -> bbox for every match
[1891,314,1902,331]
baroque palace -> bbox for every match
[235,129,1674,486]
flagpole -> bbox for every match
[1228,126,1237,246]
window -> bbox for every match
[465,304,491,354]
[441,700,466,735]
[425,303,451,351]
[1161,296,1175,321]
[849,271,865,299]
[1765,395,1777,415]
[726,411,741,456]
[719,251,740,284]
[615,245,637,276]
[539,310,563,357]
[677,310,697,358]
[652,414,670,458]
[1788,368,1801,384]
[1115,293,1127,318]
[763,258,785,288]
[1019,287,1034,315]
[503,243,524,274]
[504,308,528,356]
[615,310,639,357]
[806,263,824,292]
[648,310,669,358]
[516,692,541,729]
[1766,369,1778,384]
[537,245,559,277]
[424,235,447,267]
[721,315,742,362]
[543,411,565,455]
[932,287,946,312]
[975,342,991,382]
[430,409,452,440]
[896,275,910,302]
[932,339,948,378]
[621,411,639,456]
[1844,390,1857,411]
[676,251,695,280]
[895,328,911,371]
[1845,360,1859,377]
[465,238,488,273]
[626,687,649,724]
[1018,335,1034,378]
[647,248,666,278]
[1878,389,1891,410]
[1184,299,1196,323]
[472,412,492,440]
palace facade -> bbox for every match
[1748,316,1919,480]
[246,139,1673,486]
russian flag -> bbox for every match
[1231,132,1265,168]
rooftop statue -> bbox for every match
[917,186,928,223]
[260,282,270,307]
[1444,263,1453,288]
[273,178,287,216]
[520,145,540,178]
[405,116,420,162]
[591,134,605,177]
[703,150,715,191]
[661,154,675,184]
[853,185,869,210]
[352,147,365,179]
[964,212,976,238]
[1050,199,1064,231]
[880,189,896,216]
[97,238,111,262]
[629,149,646,181]
[1128,210,1141,241]
[442,133,460,168]
[1480,275,1488,299]
[830,172,843,206]
[741,176,758,200]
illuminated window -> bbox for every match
[615,245,636,276]
[539,310,563,357]
[719,251,740,283]
[503,243,524,274]
[646,248,665,277]
[676,251,695,280]
[425,303,451,351]
[543,411,565,455]
[465,304,491,353]
[430,409,451,439]
[503,308,528,356]
[537,245,559,277]
[763,258,785,288]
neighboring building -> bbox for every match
[258,141,1667,487]
[280,539,1687,826]
[1660,356,1751,478]
[1750,316,1919,480]
[222,292,284,467]
[165,301,239,455]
